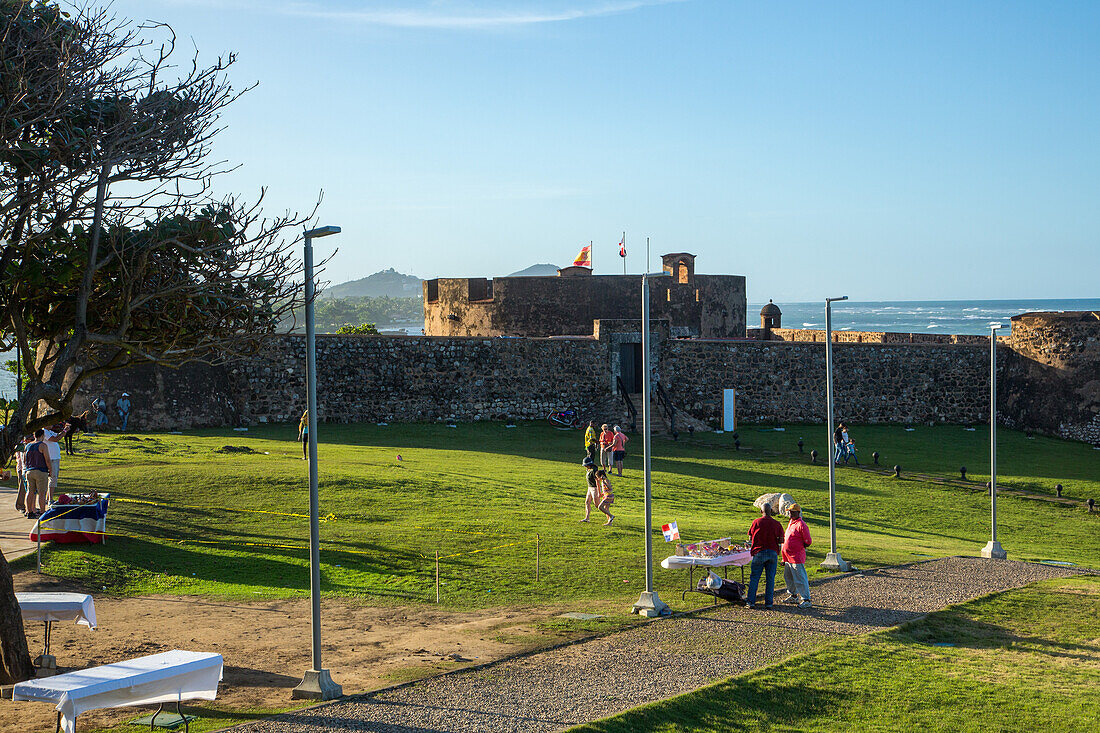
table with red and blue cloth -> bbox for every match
[30,495,110,544]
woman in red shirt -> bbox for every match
[781,503,813,608]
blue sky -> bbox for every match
[109,0,1099,301]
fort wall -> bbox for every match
[73,312,1100,444]
[424,272,747,339]
[1001,311,1100,444]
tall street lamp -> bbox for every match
[820,295,851,573]
[292,224,343,701]
[631,271,669,618]
[981,324,1008,560]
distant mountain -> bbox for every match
[324,268,422,298]
[508,263,560,277]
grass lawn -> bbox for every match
[10,421,1099,607]
[569,574,1100,732]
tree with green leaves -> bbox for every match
[0,1,312,683]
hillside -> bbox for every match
[325,268,422,298]
[508,263,560,276]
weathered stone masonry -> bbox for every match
[663,340,990,425]
[73,310,1100,443]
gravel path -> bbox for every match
[242,557,1082,733]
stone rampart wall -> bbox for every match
[1001,311,1100,444]
[74,312,1100,444]
[750,327,988,345]
[663,340,989,425]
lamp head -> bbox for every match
[826,296,849,304]
[304,225,341,239]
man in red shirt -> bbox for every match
[781,503,813,609]
[746,503,785,609]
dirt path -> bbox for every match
[238,557,1085,733]
[2,570,600,733]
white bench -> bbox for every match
[13,650,222,733]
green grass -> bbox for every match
[568,574,1100,732]
[10,422,1099,608]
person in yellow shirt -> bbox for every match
[297,410,310,460]
[584,420,597,463]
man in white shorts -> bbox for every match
[41,426,63,502]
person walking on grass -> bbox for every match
[833,422,847,465]
[745,503,784,610]
[781,503,813,609]
[598,423,614,471]
[594,469,615,525]
[584,420,598,464]
[611,425,629,476]
[297,409,310,460]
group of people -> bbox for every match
[833,422,859,465]
[90,393,134,431]
[745,502,813,609]
[13,425,67,519]
[583,421,629,476]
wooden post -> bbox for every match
[536,534,540,582]
[435,550,440,603]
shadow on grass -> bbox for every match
[580,678,851,732]
[47,536,427,599]
[889,609,1100,660]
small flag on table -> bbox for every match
[662,522,679,542]
[573,243,592,267]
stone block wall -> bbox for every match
[238,334,609,424]
[754,327,988,345]
[73,311,1100,444]
[1002,311,1100,444]
[662,339,990,425]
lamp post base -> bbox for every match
[292,669,342,700]
[631,591,671,618]
[820,552,851,572]
[980,541,1007,560]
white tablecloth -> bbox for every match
[16,592,97,628]
[13,650,222,733]
[661,550,752,569]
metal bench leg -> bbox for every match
[56,712,61,733]
[177,701,188,733]
[150,702,164,730]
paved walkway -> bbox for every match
[241,557,1083,733]
[0,485,36,563]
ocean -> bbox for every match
[3,298,1097,399]
[747,298,1100,334]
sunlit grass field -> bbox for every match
[11,421,1099,607]
[571,574,1100,732]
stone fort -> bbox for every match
[423,253,746,339]
[72,254,1100,447]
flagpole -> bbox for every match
[590,240,594,273]
[646,237,650,274]
[623,232,627,275]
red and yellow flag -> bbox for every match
[572,243,592,267]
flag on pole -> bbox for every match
[661,522,679,542]
[572,243,592,267]
[618,234,627,258]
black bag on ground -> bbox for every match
[696,575,746,603]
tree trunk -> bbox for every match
[0,552,34,684]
